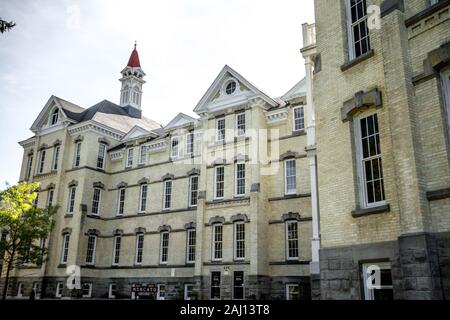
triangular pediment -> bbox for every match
[121,125,155,141]
[281,77,307,102]
[30,96,79,134]
[193,65,278,115]
[164,113,198,132]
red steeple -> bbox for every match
[127,42,141,68]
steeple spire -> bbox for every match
[119,43,146,110]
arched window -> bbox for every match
[50,108,59,125]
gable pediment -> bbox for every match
[30,96,74,134]
[193,65,278,116]
[164,113,198,132]
[121,125,153,141]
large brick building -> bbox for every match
[302,0,450,300]
[0,45,313,300]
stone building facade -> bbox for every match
[0,46,313,300]
[303,0,450,300]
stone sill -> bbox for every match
[351,204,390,218]
[340,50,375,72]
[269,260,311,266]
[64,214,74,218]
[268,194,311,202]
[427,188,450,201]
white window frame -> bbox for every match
[97,143,106,169]
[139,145,147,165]
[108,283,117,299]
[85,235,97,265]
[216,117,226,142]
[126,148,134,168]
[159,231,169,264]
[362,262,393,300]
[210,271,221,300]
[47,189,55,207]
[25,155,33,180]
[212,224,223,261]
[138,184,148,213]
[37,149,46,174]
[345,0,371,61]
[170,136,180,158]
[186,229,196,263]
[354,111,386,209]
[184,284,194,300]
[73,142,81,168]
[236,112,246,137]
[293,106,305,132]
[135,233,144,265]
[235,162,246,197]
[441,68,450,139]
[55,282,64,298]
[17,282,24,298]
[67,186,76,214]
[52,146,60,171]
[82,283,92,298]
[91,188,102,215]
[188,175,199,208]
[214,166,225,200]
[285,221,299,260]
[112,235,121,266]
[32,282,41,299]
[186,133,194,156]
[50,108,59,126]
[157,284,166,300]
[117,188,126,216]
[284,159,297,196]
[233,222,246,261]
[286,284,300,300]
[60,234,70,265]
[163,180,172,210]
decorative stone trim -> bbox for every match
[405,0,449,27]
[27,150,34,156]
[117,182,128,189]
[211,158,227,166]
[113,229,124,236]
[87,229,100,236]
[39,143,48,150]
[53,139,62,147]
[351,204,390,218]
[93,182,105,189]
[46,183,56,190]
[281,212,301,222]
[98,137,110,146]
[161,173,175,181]
[427,188,450,201]
[158,225,172,232]
[184,222,196,230]
[341,88,383,122]
[380,0,404,18]
[266,108,289,125]
[137,177,150,185]
[61,227,72,235]
[74,135,84,143]
[208,216,226,225]
[187,168,200,176]
[234,154,249,162]
[280,150,299,160]
[68,180,78,188]
[230,214,250,223]
[135,227,146,234]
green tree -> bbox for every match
[0,18,16,34]
[0,182,57,300]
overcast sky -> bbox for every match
[0,0,315,189]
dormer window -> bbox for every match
[226,81,237,95]
[50,108,59,126]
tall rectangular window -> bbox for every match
[189,176,199,207]
[91,188,102,215]
[233,271,245,300]
[216,117,225,142]
[442,69,450,139]
[112,236,121,265]
[85,235,97,265]
[212,224,223,261]
[82,283,92,298]
[163,180,172,210]
[211,272,221,300]
[186,229,196,263]
[236,112,246,137]
[117,188,126,216]
[235,163,246,196]
[61,234,70,264]
[139,145,147,165]
[126,148,134,168]
[346,0,371,60]
[160,232,169,264]
[55,282,64,298]
[38,150,46,174]
[47,189,54,207]
[25,155,33,180]
[286,284,299,300]
[234,222,245,260]
[52,146,60,171]
[67,187,76,214]
[362,262,394,300]
[284,159,297,195]
[171,137,180,158]
[74,142,81,168]
[108,283,117,299]
[139,184,148,213]
[97,143,106,169]
[135,234,144,265]
[286,221,299,260]
[293,106,305,132]
[355,113,385,207]
[214,166,225,199]
[186,133,194,155]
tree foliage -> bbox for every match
[0,18,16,34]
